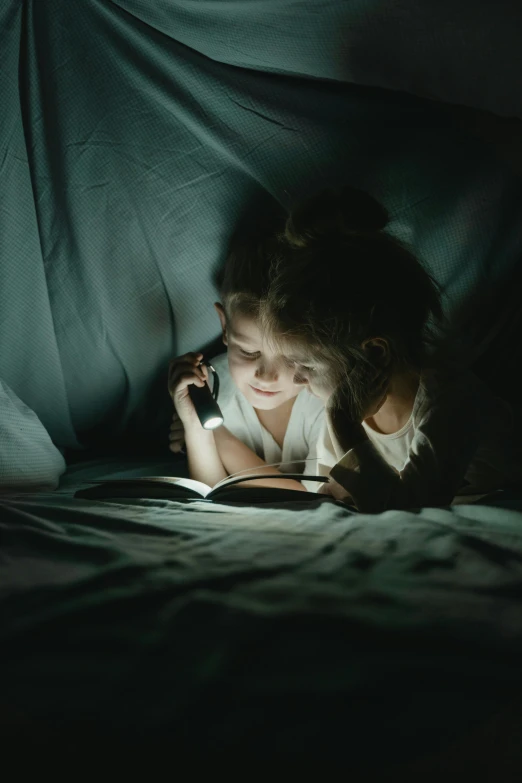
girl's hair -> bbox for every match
[217,210,285,321]
[262,186,444,418]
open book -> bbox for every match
[75,472,328,504]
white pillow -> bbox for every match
[0,378,66,491]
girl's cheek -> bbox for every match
[229,355,253,376]
[227,351,243,368]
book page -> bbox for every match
[95,476,212,497]
[210,472,327,498]
[167,477,213,497]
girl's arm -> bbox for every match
[324,384,484,512]
[168,352,228,487]
[213,426,308,491]
[184,426,228,487]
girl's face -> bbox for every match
[278,346,334,402]
[217,306,312,410]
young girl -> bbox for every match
[167,219,325,491]
[261,186,521,512]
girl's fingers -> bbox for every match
[318,482,333,495]
[168,354,206,391]
[170,370,206,397]
[169,428,185,444]
[328,478,353,503]
[169,440,185,453]
[170,365,206,385]
[169,352,203,368]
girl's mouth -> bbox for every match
[250,386,280,397]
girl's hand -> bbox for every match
[330,367,389,425]
[318,480,354,505]
[360,368,390,421]
[326,367,389,453]
[317,481,333,495]
[168,411,185,453]
[167,352,209,427]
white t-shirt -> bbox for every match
[210,353,325,488]
[317,368,521,511]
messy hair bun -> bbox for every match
[284,186,389,249]
[263,184,444,396]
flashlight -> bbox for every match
[188,361,224,430]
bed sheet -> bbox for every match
[2,478,522,763]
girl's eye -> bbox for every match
[240,349,260,358]
[283,357,314,371]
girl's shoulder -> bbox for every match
[420,364,492,397]
[415,365,510,423]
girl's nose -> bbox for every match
[255,362,279,381]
